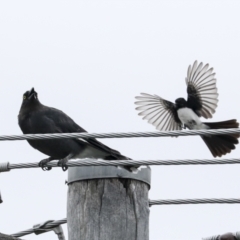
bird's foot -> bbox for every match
[57,158,68,171]
[39,158,52,171]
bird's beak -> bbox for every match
[29,88,35,99]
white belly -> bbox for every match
[177,108,208,130]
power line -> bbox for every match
[1,158,240,173]
[149,198,240,206]
[0,128,239,141]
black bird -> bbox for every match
[18,88,134,171]
[135,61,239,157]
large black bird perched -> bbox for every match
[135,61,239,157]
[18,88,133,171]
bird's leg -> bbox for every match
[39,157,56,171]
[57,153,74,171]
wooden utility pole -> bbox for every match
[67,166,151,240]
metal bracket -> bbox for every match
[0,162,10,173]
[53,225,65,240]
[68,163,151,188]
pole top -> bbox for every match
[68,165,151,188]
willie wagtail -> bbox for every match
[135,61,239,157]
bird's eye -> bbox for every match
[23,95,26,99]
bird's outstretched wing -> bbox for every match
[135,93,182,131]
[186,60,218,119]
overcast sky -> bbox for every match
[1,1,240,239]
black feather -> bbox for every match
[18,88,134,171]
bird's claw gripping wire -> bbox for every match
[38,158,52,171]
[57,159,68,171]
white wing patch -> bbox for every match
[186,60,219,118]
[135,93,182,131]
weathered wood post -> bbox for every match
[67,164,151,240]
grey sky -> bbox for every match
[1,1,240,239]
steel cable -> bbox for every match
[0,128,239,141]
[1,158,240,172]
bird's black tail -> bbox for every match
[86,138,138,172]
[201,119,239,157]
[104,154,139,172]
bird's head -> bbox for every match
[21,88,40,109]
[175,98,187,109]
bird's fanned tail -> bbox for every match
[201,119,239,157]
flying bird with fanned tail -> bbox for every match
[135,61,239,157]
[18,88,135,171]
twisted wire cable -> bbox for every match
[1,158,240,172]
[11,218,67,237]
[0,128,239,141]
[11,227,36,238]
[149,198,240,206]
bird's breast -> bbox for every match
[18,113,34,134]
[177,107,203,129]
